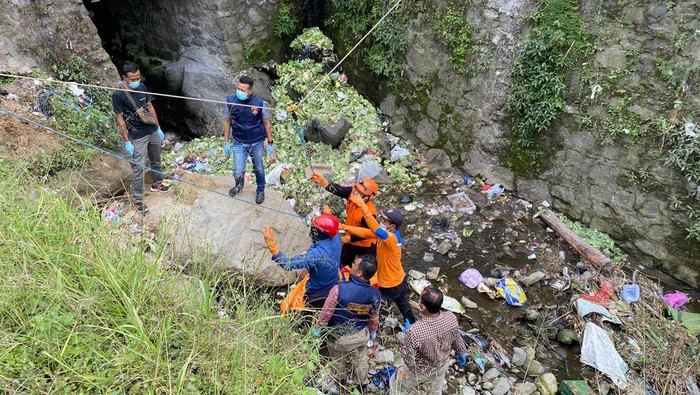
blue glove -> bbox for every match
[310,327,321,338]
[403,319,411,332]
[266,144,275,156]
[124,141,135,156]
[157,127,165,141]
[224,141,231,156]
[456,354,467,366]
[369,332,377,341]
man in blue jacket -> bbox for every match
[223,75,273,204]
[264,214,342,308]
[317,254,381,390]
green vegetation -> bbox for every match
[433,4,477,75]
[327,0,415,85]
[505,0,593,176]
[561,216,626,263]
[52,56,88,84]
[0,163,320,393]
[274,0,300,38]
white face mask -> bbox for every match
[379,222,388,231]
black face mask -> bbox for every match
[309,226,329,243]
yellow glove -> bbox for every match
[264,226,280,256]
[311,173,330,188]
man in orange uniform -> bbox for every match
[311,174,379,267]
[342,195,416,327]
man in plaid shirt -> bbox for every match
[390,286,468,394]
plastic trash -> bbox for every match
[576,298,622,325]
[686,122,696,137]
[459,268,484,289]
[472,353,487,373]
[423,252,434,262]
[477,283,497,299]
[621,284,640,303]
[390,145,410,162]
[370,366,396,389]
[460,331,490,351]
[579,280,614,306]
[275,109,288,121]
[495,278,527,306]
[447,191,476,214]
[486,184,504,198]
[668,307,700,336]
[408,278,431,295]
[441,296,465,315]
[357,158,383,180]
[664,290,689,308]
[580,322,628,389]
[265,163,293,186]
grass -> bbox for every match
[0,162,320,394]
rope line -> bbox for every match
[0,73,283,112]
[0,107,303,220]
[297,0,404,106]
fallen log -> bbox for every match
[539,210,614,276]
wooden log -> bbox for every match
[539,209,614,275]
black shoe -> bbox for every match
[256,192,264,204]
[228,185,243,197]
[150,182,171,193]
[134,202,149,213]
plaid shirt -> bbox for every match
[401,311,467,374]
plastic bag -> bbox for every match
[265,163,293,186]
[664,290,689,308]
[495,278,527,306]
[459,268,484,288]
[390,145,410,162]
[357,158,383,180]
[580,322,628,389]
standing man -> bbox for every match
[311,174,379,267]
[223,75,273,205]
[263,213,341,308]
[317,254,381,390]
[342,199,416,327]
[112,61,169,214]
[391,287,468,395]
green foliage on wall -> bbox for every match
[433,4,477,75]
[274,0,300,38]
[505,0,593,176]
[327,0,414,85]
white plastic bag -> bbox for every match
[265,163,293,186]
[580,322,628,389]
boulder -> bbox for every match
[55,153,132,204]
[373,350,395,364]
[520,271,546,286]
[142,174,309,285]
[483,367,501,380]
[513,382,537,395]
[536,373,558,395]
[426,148,452,172]
[524,360,546,377]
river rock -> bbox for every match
[557,329,579,345]
[467,372,478,385]
[524,360,546,376]
[536,373,557,395]
[513,382,537,395]
[373,350,394,364]
[482,382,494,390]
[461,297,479,309]
[598,380,612,394]
[483,367,501,380]
[462,386,477,395]
[512,347,527,367]
[426,148,452,172]
[492,377,511,395]
[521,271,546,286]
[524,309,540,321]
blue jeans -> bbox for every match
[233,140,266,193]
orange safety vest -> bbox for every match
[345,197,377,248]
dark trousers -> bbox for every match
[305,289,331,310]
[379,279,416,324]
[340,243,376,267]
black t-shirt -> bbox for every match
[112,83,157,139]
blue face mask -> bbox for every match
[236,90,249,100]
[128,81,141,89]
[379,222,388,231]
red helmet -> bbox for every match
[311,213,340,237]
[354,178,378,198]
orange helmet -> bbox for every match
[354,178,378,198]
[311,213,340,237]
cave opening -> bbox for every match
[82,0,192,138]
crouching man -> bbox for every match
[317,254,381,390]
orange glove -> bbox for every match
[323,204,332,215]
[341,234,351,244]
[349,194,366,208]
[311,173,330,188]
[264,226,280,256]
[338,223,347,231]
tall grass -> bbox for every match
[0,162,319,394]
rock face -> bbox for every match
[361,0,700,286]
[0,0,118,81]
[83,0,282,136]
[143,174,310,285]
